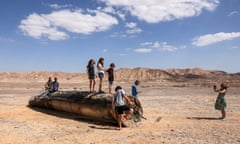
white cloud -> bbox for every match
[232,46,240,49]
[110,32,127,38]
[125,22,142,34]
[135,41,178,53]
[119,53,128,56]
[126,28,142,34]
[110,22,142,37]
[103,49,108,53]
[100,0,219,23]
[153,41,178,52]
[19,9,118,40]
[179,45,187,49]
[0,37,15,43]
[134,48,152,53]
[141,42,153,46]
[49,4,72,9]
[192,32,240,47]
[227,11,239,16]
[125,22,137,29]
[19,13,69,40]
[97,6,125,20]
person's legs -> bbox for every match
[99,78,103,92]
[121,105,131,120]
[98,73,104,92]
[117,114,122,130]
[89,79,92,92]
[124,109,131,120]
[221,110,226,118]
[92,79,96,92]
[109,81,113,93]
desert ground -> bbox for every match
[0,79,240,144]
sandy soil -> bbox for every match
[0,81,240,144]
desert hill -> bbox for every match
[0,68,239,86]
[115,68,240,86]
[0,71,85,82]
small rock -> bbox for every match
[155,116,162,122]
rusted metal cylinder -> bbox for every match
[28,91,144,127]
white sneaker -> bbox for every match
[221,118,227,121]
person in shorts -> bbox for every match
[87,59,96,93]
[97,57,105,93]
[112,86,133,130]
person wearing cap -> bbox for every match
[131,80,142,97]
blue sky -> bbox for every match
[0,0,240,73]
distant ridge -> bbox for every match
[0,72,85,82]
[0,68,239,86]
[115,68,240,84]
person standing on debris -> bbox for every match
[132,80,142,97]
[44,77,52,91]
[112,86,133,130]
[106,63,115,94]
[97,57,105,93]
[214,83,228,121]
[87,59,96,93]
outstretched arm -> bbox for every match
[123,95,133,106]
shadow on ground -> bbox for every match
[29,106,117,128]
[187,117,220,120]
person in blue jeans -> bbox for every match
[132,80,141,97]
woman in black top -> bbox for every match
[87,59,96,93]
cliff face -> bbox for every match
[0,68,239,85]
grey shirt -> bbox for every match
[114,89,126,106]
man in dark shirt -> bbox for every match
[49,77,59,93]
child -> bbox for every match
[106,63,115,94]
[213,83,228,120]
[87,59,96,93]
[112,86,133,130]
[97,57,105,93]
[131,80,142,97]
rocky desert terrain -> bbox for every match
[0,68,240,144]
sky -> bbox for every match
[0,0,240,73]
